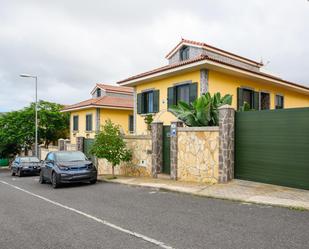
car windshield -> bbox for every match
[55,152,87,162]
[20,157,40,163]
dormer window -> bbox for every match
[96,88,101,97]
[180,46,189,61]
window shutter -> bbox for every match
[128,115,134,132]
[137,93,142,114]
[167,87,175,109]
[237,87,244,110]
[153,90,160,113]
[253,91,260,110]
[189,82,198,103]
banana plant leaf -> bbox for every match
[169,92,233,127]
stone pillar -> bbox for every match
[200,69,209,95]
[170,121,184,180]
[151,121,163,178]
[218,105,235,183]
[58,139,65,151]
[76,136,84,152]
[96,108,101,133]
[64,139,70,151]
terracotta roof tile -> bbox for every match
[166,38,263,66]
[62,95,133,111]
[117,54,309,91]
[117,55,207,84]
[96,83,133,94]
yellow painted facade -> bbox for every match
[208,70,309,110]
[136,70,200,133]
[69,108,133,144]
[135,69,309,134]
[70,108,96,143]
[99,108,133,134]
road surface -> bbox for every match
[0,169,308,249]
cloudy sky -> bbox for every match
[0,0,308,112]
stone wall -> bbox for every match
[66,143,77,151]
[177,127,219,183]
[97,135,152,177]
[39,140,77,160]
[40,146,58,160]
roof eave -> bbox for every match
[118,59,309,95]
[165,40,263,67]
[118,60,206,87]
[61,105,133,113]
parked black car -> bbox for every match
[39,151,97,188]
[11,156,41,177]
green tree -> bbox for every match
[0,100,69,157]
[91,120,132,178]
[0,110,34,157]
[34,101,70,147]
[169,92,232,127]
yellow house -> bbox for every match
[118,38,309,134]
[62,84,134,144]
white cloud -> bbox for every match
[0,0,308,111]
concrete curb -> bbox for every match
[99,178,309,212]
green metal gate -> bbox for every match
[162,126,171,174]
[83,138,94,162]
[235,107,309,190]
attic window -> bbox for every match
[96,88,101,97]
[180,46,189,61]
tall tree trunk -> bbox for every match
[112,165,115,178]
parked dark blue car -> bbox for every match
[11,156,41,176]
[39,151,97,188]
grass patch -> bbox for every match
[288,206,307,212]
[106,176,117,180]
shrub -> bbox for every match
[90,120,132,177]
[169,92,232,126]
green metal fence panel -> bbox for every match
[0,158,9,167]
[162,126,171,174]
[83,138,94,162]
[235,107,309,190]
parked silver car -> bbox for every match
[11,156,41,176]
[39,151,97,188]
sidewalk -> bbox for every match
[98,175,309,211]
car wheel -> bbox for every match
[89,179,97,184]
[11,170,15,176]
[39,171,45,184]
[51,172,60,189]
[18,169,23,177]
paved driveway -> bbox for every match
[0,169,308,249]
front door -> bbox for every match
[162,125,171,174]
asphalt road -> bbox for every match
[0,169,308,249]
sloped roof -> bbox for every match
[165,38,263,67]
[91,83,133,95]
[117,54,309,92]
[118,55,207,84]
[62,95,133,112]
